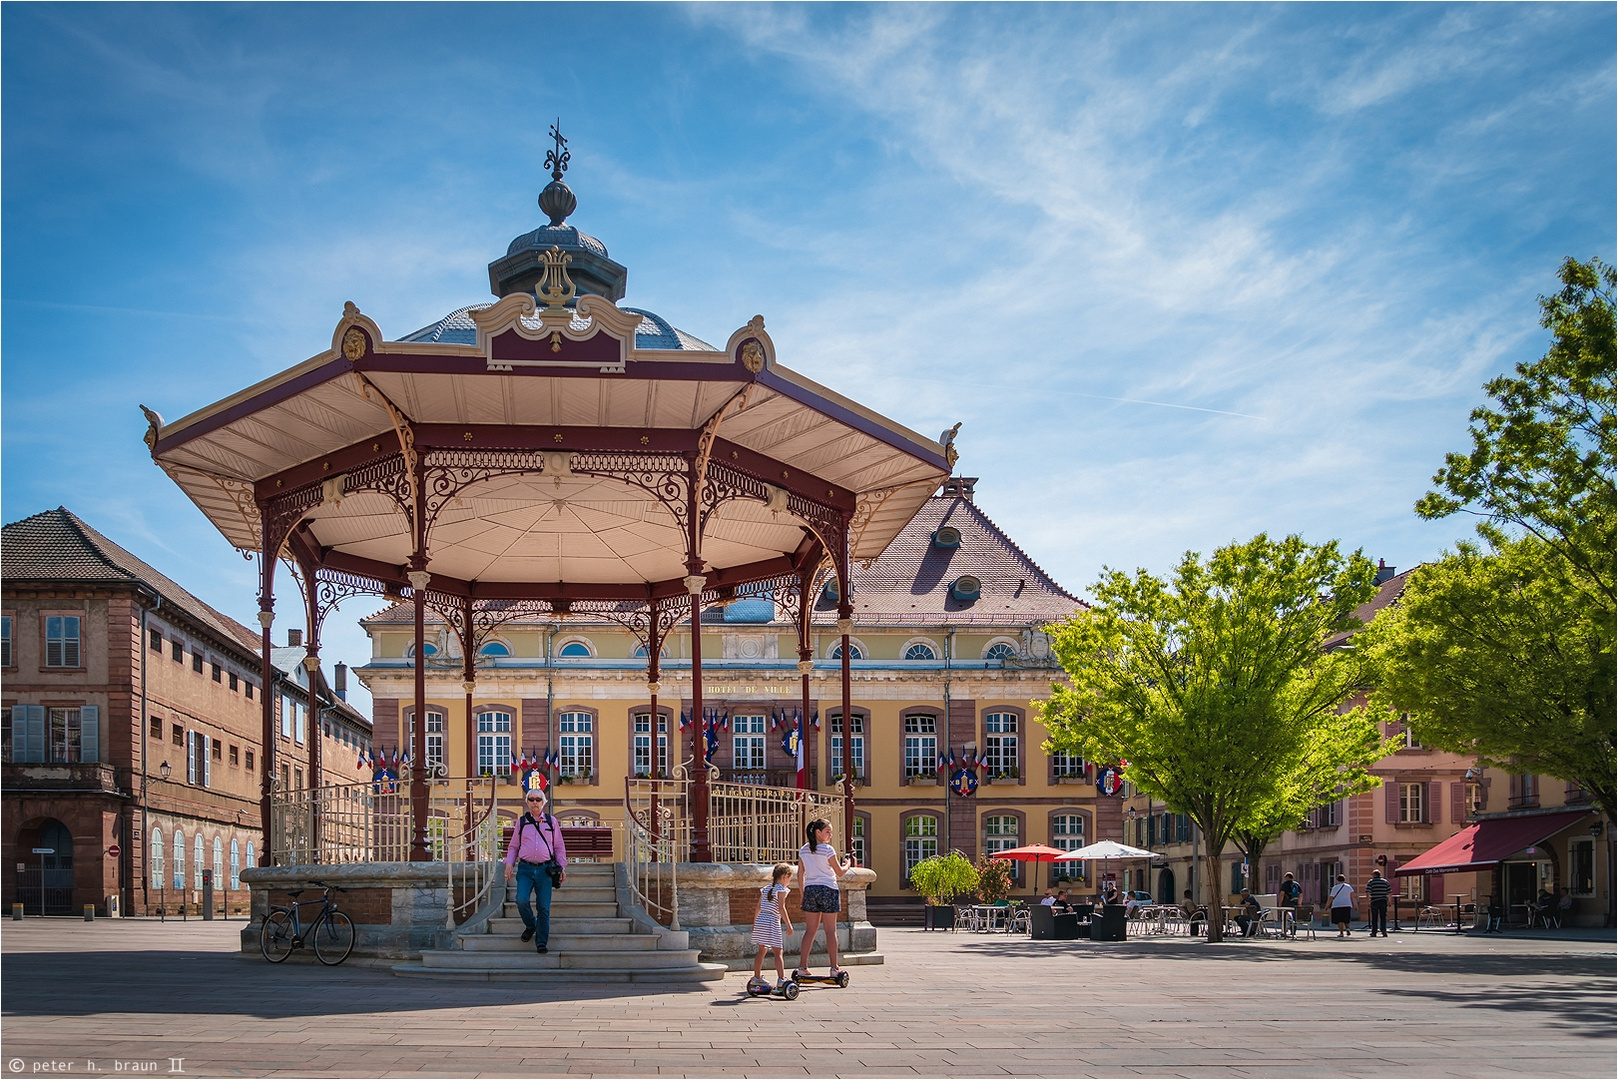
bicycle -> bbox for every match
[259,881,356,965]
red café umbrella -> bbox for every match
[988,844,1070,884]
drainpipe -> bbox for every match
[943,628,955,856]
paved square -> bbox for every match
[2,919,1612,1078]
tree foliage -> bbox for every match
[973,853,1014,904]
[1364,536,1616,821]
[1375,257,1616,821]
[1038,534,1394,941]
[1416,256,1615,614]
[907,851,978,907]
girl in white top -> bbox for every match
[795,818,852,980]
[748,863,794,993]
[1328,875,1356,938]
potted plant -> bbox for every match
[908,851,978,930]
[974,853,1013,905]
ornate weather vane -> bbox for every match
[545,120,570,181]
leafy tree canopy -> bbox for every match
[1038,534,1394,938]
[1417,256,1615,614]
[1364,535,1615,821]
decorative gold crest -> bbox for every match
[538,245,577,311]
[740,340,765,374]
[342,327,367,361]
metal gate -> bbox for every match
[17,820,74,915]
[16,867,75,916]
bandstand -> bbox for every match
[141,129,952,878]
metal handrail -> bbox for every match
[624,775,848,864]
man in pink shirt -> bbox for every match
[503,785,568,954]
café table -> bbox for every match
[974,904,1013,933]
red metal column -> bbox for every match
[461,597,475,784]
[688,573,710,862]
[408,567,431,861]
[839,604,854,846]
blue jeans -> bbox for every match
[514,862,554,947]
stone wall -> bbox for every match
[675,862,880,969]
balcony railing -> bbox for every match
[625,775,848,865]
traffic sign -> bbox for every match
[31,848,54,854]
[106,844,122,858]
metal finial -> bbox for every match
[545,120,570,182]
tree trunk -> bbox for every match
[1203,851,1225,943]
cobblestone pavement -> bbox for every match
[2,919,1613,1078]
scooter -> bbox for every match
[745,976,799,1000]
[790,968,851,988]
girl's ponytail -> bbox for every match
[805,818,830,853]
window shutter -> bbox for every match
[21,705,46,762]
[1427,782,1442,824]
[1509,774,1518,800]
[1451,783,1465,823]
[79,706,99,763]
[187,731,196,784]
[1385,780,1399,823]
[203,735,211,788]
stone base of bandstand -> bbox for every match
[674,862,883,970]
[238,863,493,966]
[237,861,882,970]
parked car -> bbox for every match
[1123,890,1155,917]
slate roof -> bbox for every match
[363,489,1083,630]
[1326,564,1414,649]
[397,304,716,352]
[2,507,263,657]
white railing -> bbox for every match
[269,774,504,928]
[624,775,848,865]
[624,792,680,930]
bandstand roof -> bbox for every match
[144,170,952,602]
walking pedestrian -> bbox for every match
[1366,869,1391,937]
[748,863,795,995]
[502,784,568,954]
[794,818,851,982]
[1329,875,1355,938]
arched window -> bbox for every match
[172,829,185,889]
[478,641,511,657]
[404,641,438,658]
[150,829,165,891]
[476,710,513,777]
[212,836,224,891]
[193,833,204,890]
[984,641,1017,661]
[829,641,864,660]
[632,645,669,659]
[230,838,241,889]
[557,640,593,658]
[903,641,937,661]
[245,841,256,870]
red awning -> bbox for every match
[1394,810,1592,876]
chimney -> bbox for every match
[1374,559,1397,585]
[287,629,303,648]
[334,662,348,702]
[940,476,977,504]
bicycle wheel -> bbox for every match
[312,910,355,966]
[260,910,296,963]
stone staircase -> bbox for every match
[393,862,725,983]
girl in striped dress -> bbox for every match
[748,864,795,994]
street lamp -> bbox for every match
[159,761,171,782]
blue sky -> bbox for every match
[4,3,1613,718]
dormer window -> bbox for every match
[931,526,961,549]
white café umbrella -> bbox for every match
[1053,840,1162,900]
[1053,840,1160,862]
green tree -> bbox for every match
[1416,256,1615,614]
[907,851,979,908]
[1373,256,1616,821]
[1234,729,1388,881]
[1037,534,1392,941]
[1364,536,1615,821]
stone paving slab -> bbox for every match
[1,919,1613,1078]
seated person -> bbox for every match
[1039,889,1057,906]
[1529,888,1555,924]
[1234,888,1263,937]
[1181,889,1205,936]
[1052,889,1073,913]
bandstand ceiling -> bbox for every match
[147,304,951,590]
